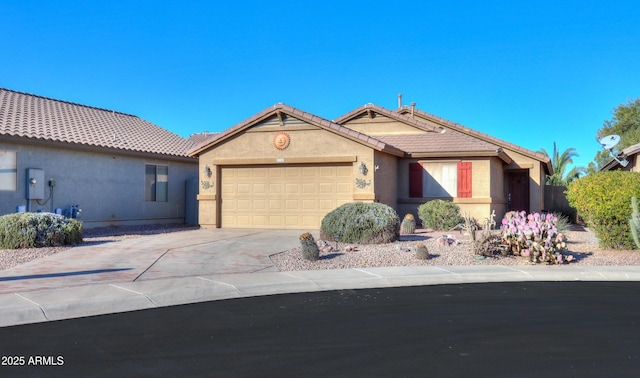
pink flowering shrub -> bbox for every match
[501,211,572,264]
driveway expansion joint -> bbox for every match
[197,277,242,295]
[499,265,534,278]
[14,293,50,321]
[109,284,159,307]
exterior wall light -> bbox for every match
[204,165,212,178]
[359,162,368,176]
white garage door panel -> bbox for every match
[221,165,352,229]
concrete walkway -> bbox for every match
[2,228,640,327]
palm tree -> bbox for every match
[539,142,587,186]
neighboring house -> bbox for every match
[188,102,552,229]
[600,142,640,172]
[0,88,198,228]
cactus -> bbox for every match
[299,232,320,261]
[630,197,640,249]
[415,242,430,260]
[400,213,416,235]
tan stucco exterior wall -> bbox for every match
[396,157,505,226]
[373,151,398,209]
[407,110,547,219]
[503,149,546,214]
[196,120,379,228]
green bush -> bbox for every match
[320,202,399,244]
[566,171,640,249]
[417,200,463,231]
[0,212,83,249]
[630,197,640,249]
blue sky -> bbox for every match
[2,1,639,170]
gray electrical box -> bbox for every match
[26,168,45,200]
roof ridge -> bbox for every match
[395,105,550,161]
[187,103,405,157]
[334,103,445,134]
[0,87,194,157]
[0,87,138,118]
[270,103,397,150]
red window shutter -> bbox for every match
[409,162,423,198]
[457,162,472,198]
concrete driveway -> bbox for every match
[4,227,640,328]
[0,228,315,294]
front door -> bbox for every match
[507,170,530,213]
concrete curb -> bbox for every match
[3,265,640,327]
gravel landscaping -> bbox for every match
[1,223,639,272]
[270,224,640,271]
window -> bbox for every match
[409,161,472,198]
[145,164,168,202]
[0,150,17,191]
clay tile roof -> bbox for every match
[334,103,445,133]
[395,105,551,164]
[188,103,405,157]
[0,87,195,157]
[188,131,219,146]
[375,128,501,154]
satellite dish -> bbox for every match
[599,135,621,151]
[597,134,629,167]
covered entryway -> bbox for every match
[220,164,353,228]
[507,170,530,213]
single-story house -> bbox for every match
[188,101,552,229]
[0,87,199,228]
[600,142,640,172]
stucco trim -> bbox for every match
[412,150,512,164]
[453,197,507,205]
[211,156,357,165]
[197,194,217,200]
[246,125,319,132]
[505,163,534,170]
[353,193,376,201]
[398,197,507,205]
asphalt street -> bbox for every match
[2,281,640,377]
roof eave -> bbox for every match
[409,150,512,164]
[187,105,286,157]
[395,107,551,167]
[335,104,445,133]
[189,104,406,158]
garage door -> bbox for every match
[220,165,353,228]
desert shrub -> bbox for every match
[501,211,571,264]
[415,243,429,260]
[566,171,640,249]
[553,212,571,234]
[299,232,320,261]
[400,213,416,235]
[417,200,463,231]
[631,196,640,249]
[0,212,83,249]
[320,202,399,244]
[462,210,501,257]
